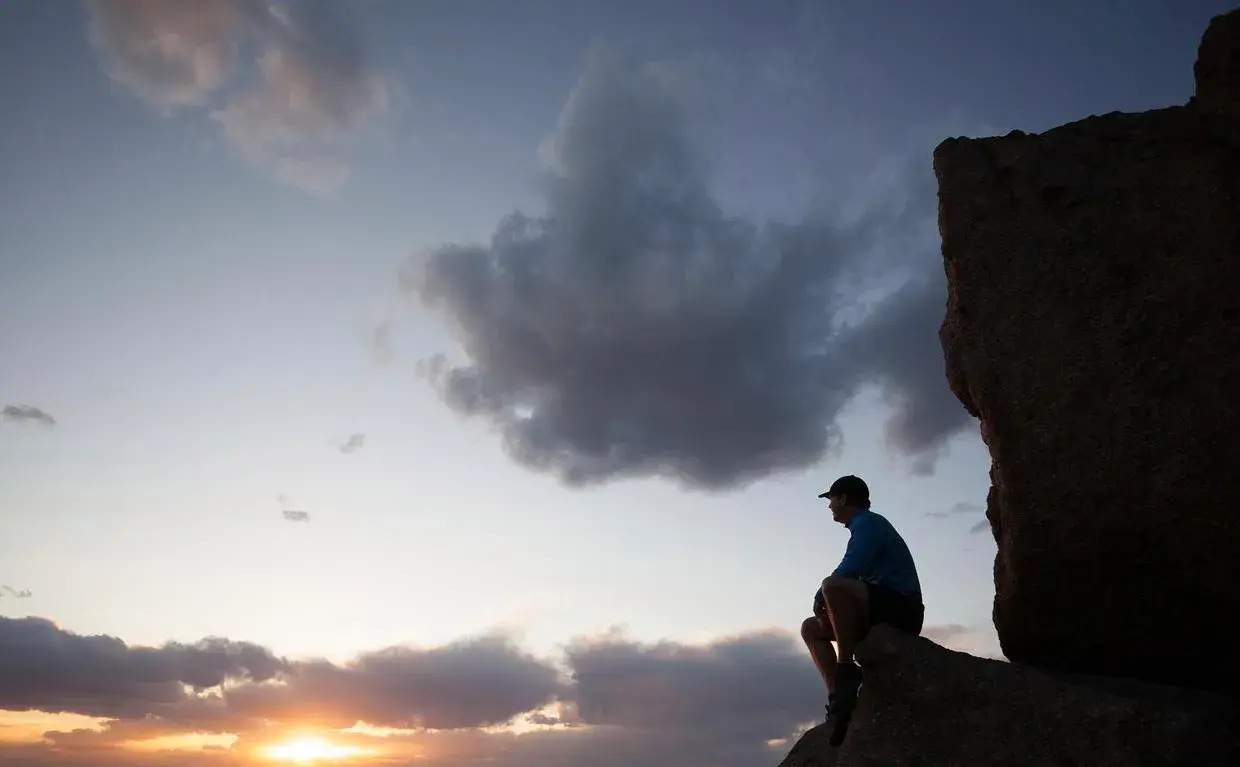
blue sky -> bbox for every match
[0,1,1230,765]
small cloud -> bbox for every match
[2,405,56,427]
[370,313,397,364]
[922,624,978,653]
[925,501,990,536]
[926,501,981,519]
[277,495,310,522]
[339,433,366,454]
[0,586,32,599]
[85,0,389,193]
[924,624,1005,658]
[922,623,969,641]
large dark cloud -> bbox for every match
[0,615,988,767]
[402,49,967,491]
[840,269,967,475]
[0,617,560,734]
[565,630,822,743]
[0,617,285,720]
[222,634,564,731]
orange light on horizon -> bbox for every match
[126,732,238,752]
[0,710,106,743]
[262,735,367,764]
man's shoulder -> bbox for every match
[858,509,890,525]
[858,509,899,534]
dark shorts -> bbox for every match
[865,582,924,635]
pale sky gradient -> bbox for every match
[0,2,1230,765]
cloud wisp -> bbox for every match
[275,495,310,523]
[2,405,57,428]
[926,501,990,536]
[86,0,388,193]
[395,48,968,493]
[926,501,982,519]
[338,433,366,454]
[0,615,990,767]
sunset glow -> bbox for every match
[128,732,239,752]
[263,736,364,764]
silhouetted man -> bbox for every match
[800,474,924,746]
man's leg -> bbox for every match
[800,616,838,693]
[821,576,871,747]
[821,576,870,665]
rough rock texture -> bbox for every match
[776,626,1240,767]
[935,7,1240,691]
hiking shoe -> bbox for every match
[827,696,855,747]
[827,662,863,747]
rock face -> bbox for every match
[935,7,1240,691]
[776,627,1240,767]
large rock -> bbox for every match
[934,6,1240,691]
[776,626,1240,767]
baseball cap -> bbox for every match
[817,474,869,502]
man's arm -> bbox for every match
[829,516,883,579]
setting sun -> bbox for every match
[263,737,363,764]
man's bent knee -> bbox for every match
[801,615,834,642]
[800,616,818,642]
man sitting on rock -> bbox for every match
[801,474,925,745]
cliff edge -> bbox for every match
[937,6,1240,691]
[776,627,1240,767]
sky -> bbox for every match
[0,1,1230,765]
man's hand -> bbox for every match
[812,587,826,617]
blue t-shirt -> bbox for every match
[830,509,922,600]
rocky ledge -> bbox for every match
[777,626,1240,767]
